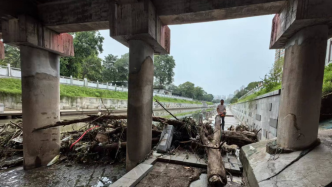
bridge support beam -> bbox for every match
[277,25,328,150]
[110,0,170,170]
[2,15,74,169]
[270,0,332,151]
[126,40,154,171]
[20,46,61,169]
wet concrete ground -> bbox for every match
[0,162,126,187]
[136,162,243,187]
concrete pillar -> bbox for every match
[126,40,154,171]
[277,25,328,150]
[21,46,61,169]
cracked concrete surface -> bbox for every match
[241,129,332,187]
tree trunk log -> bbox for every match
[221,131,256,147]
[201,116,227,186]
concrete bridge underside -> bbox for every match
[0,0,332,172]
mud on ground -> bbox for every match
[0,162,126,187]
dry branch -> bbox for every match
[33,115,184,132]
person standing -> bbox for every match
[217,99,226,130]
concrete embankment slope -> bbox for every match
[229,90,280,141]
[0,94,213,117]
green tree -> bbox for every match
[154,55,175,87]
[262,57,283,92]
[82,55,103,81]
[0,45,20,68]
[178,82,195,98]
[202,94,214,102]
[168,84,181,95]
[113,53,129,85]
[60,31,104,78]
[102,54,118,83]
[193,86,204,100]
[246,81,261,91]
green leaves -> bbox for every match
[154,54,175,87]
[60,31,104,80]
[0,45,20,68]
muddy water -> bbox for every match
[0,108,215,187]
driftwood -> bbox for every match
[201,116,227,186]
[221,131,256,147]
[33,115,184,132]
[92,138,160,152]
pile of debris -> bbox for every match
[0,121,23,169]
[0,110,259,186]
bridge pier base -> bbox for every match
[21,46,61,170]
[126,40,154,171]
[277,25,328,150]
[1,15,74,169]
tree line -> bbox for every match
[0,31,214,102]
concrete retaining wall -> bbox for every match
[0,95,204,111]
[229,90,281,141]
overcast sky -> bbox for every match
[98,15,276,98]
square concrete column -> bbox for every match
[21,46,61,169]
[277,25,328,150]
[126,40,154,171]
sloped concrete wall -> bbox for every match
[0,95,204,111]
[229,90,281,140]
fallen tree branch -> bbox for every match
[33,115,185,132]
[155,99,179,120]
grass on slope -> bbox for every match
[237,84,282,103]
[236,63,332,104]
[322,63,332,96]
[0,78,22,96]
[0,78,202,104]
[154,95,201,104]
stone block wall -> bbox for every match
[0,95,204,111]
[230,90,281,140]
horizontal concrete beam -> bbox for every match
[2,15,74,56]
[38,0,110,33]
[36,0,287,32]
[154,0,286,25]
[0,41,4,60]
[0,0,38,20]
[270,0,332,49]
[110,0,170,54]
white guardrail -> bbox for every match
[0,64,194,101]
